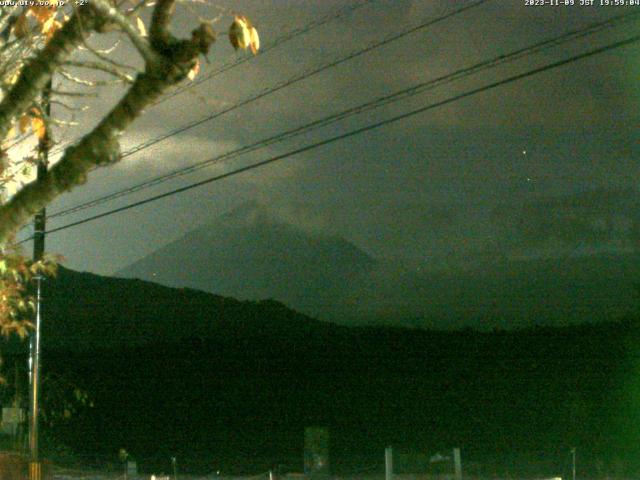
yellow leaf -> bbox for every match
[31,116,46,141]
[7,69,20,86]
[18,114,30,134]
[249,26,260,55]
[187,59,200,81]
[17,108,46,140]
[136,17,147,37]
[229,15,251,50]
[42,17,62,40]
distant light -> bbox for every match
[522,150,527,155]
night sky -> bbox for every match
[16,0,640,327]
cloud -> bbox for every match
[489,188,640,258]
[117,132,241,173]
[29,0,639,283]
[257,197,338,235]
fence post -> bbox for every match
[453,448,462,480]
[385,447,393,480]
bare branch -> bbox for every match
[178,0,224,28]
[126,0,154,17]
[0,0,217,244]
[51,89,97,97]
[50,119,79,127]
[2,133,29,150]
[50,99,90,112]
[90,0,159,64]
[58,70,98,87]
[0,7,96,143]
[0,76,166,241]
[149,0,176,47]
[62,60,135,82]
[59,69,132,87]
[78,38,122,56]
[81,42,138,72]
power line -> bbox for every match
[30,0,490,227]
[46,10,640,220]
[21,34,638,242]
[117,0,490,159]
[158,0,377,104]
[47,0,377,158]
[48,0,490,161]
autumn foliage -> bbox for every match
[229,15,260,54]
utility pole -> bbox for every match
[29,79,51,480]
[571,447,576,480]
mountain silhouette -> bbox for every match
[116,202,640,328]
[116,202,376,319]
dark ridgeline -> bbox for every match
[1,267,639,476]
